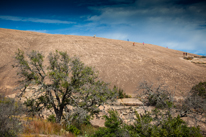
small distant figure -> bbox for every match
[166,46,168,48]
[93,34,96,38]
[186,52,187,56]
[143,42,144,45]
[183,52,185,56]
[133,42,135,46]
[127,39,129,41]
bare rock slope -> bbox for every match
[0,28,206,96]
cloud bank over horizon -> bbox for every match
[0,0,206,55]
[0,16,75,24]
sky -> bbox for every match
[0,0,206,55]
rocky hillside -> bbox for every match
[0,28,206,96]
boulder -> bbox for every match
[117,98,143,106]
[90,118,105,127]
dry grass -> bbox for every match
[21,117,97,136]
[22,118,75,137]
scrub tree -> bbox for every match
[13,49,117,123]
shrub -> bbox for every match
[137,82,173,108]
[92,110,129,137]
[184,56,193,60]
[113,85,131,99]
[66,125,80,136]
[0,94,25,137]
[191,81,206,98]
[47,114,56,123]
[180,82,206,124]
[126,110,202,137]
[79,124,98,136]
[92,109,202,137]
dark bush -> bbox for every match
[137,82,173,108]
[113,85,131,99]
[92,110,129,137]
[126,111,202,137]
[191,82,206,98]
[180,82,206,124]
[92,108,203,137]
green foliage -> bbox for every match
[191,81,206,98]
[127,111,202,137]
[113,85,131,99]
[66,125,81,136]
[92,108,203,137]
[138,82,173,108]
[0,95,25,137]
[182,81,206,117]
[92,110,129,137]
[23,98,44,117]
[47,114,56,123]
[80,124,98,137]
[13,49,117,124]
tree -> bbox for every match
[13,49,117,123]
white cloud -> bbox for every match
[99,32,128,40]
[0,15,75,24]
[84,0,206,55]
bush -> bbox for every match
[92,109,202,137]
[184,56,193,60]
[180,82,206,124]
[137,82,173,108]
[191,82,206,98]
[0,94,25,137]
[66,125,81,136]
[94,81,205,136]
[47,114,56,123]
[92,110,129,137]
[113,85,131,99]
[126,110,202,137]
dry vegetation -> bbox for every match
[22,118,74,137]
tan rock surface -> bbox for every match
[191,58,206,64]
[0,28,206,96]
[117,98,143,106]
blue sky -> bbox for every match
[1,0,206,55]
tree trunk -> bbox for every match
[55,109,63,123]
[55,107,64,123]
